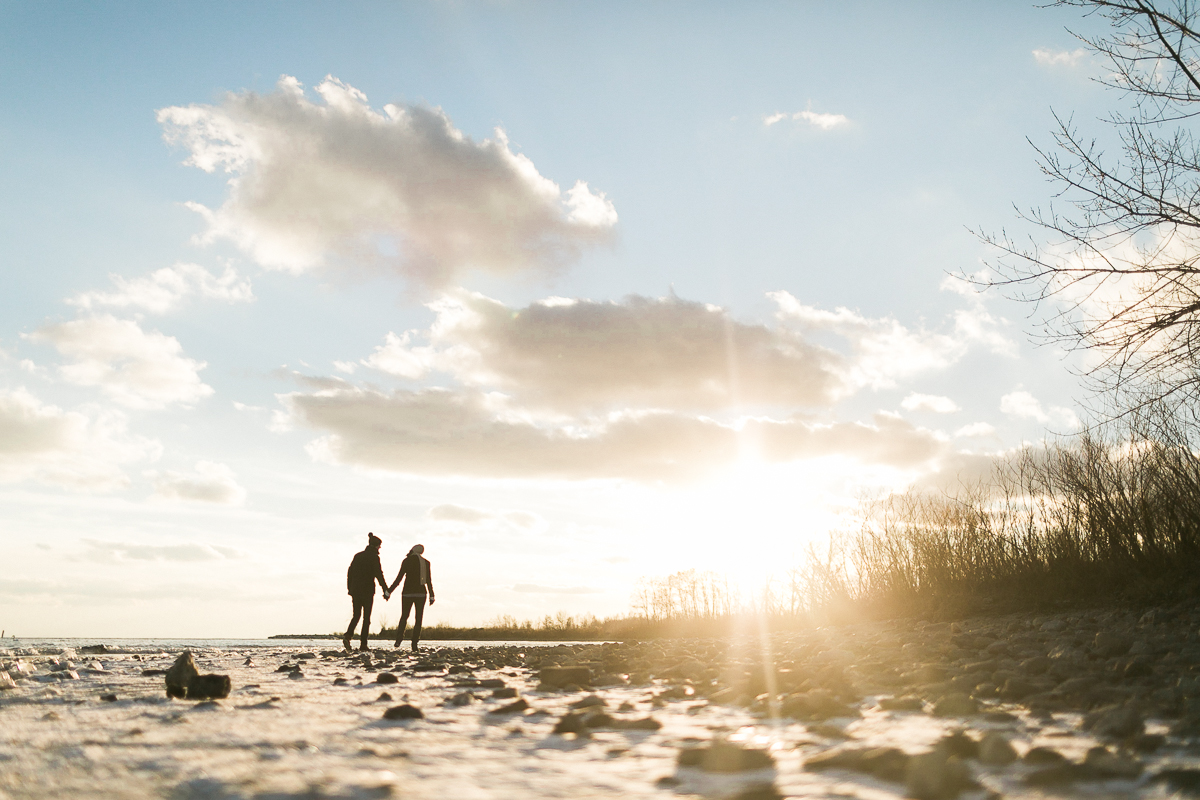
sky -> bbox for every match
[0,1,1117,637]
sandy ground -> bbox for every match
[2,608,1199,799]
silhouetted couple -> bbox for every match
[343,533,436,652]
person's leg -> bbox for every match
[395,595,414,647]
[344,598,363,649]
[358,595,375,650]
[411,596,426,651]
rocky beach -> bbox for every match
[2,603,1200,799]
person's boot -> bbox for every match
[411,641,419,653]
[342,634,352,651]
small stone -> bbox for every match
[569,694,606,709]
[376,692,393,702]
[1152,769,1200,795]
[978,732,1017,765]
[879,695,923,711]
[1023,746,1067,765]
[932,693,977,717]
[376,672,399,684]
[187,674,231,700]
[678,740,774,773]
[80,644,109,654]
[446,691,475,706]
[287,671,304,680]
[383,704,423,720]
[805,746,910,782]
[1082,704,1144,739]
[938,731,978,760]
[538,666,590,689]
[553,712,589,735]
[1083,746,1142,778]
[333,677,349,686]
[489,698,530,714]
[165,652,199,699]
[100,693,118,703]
[906,749,971,800]
[243,657,255,667]
[491,687,518,699]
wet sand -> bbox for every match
[2,604,1199,799]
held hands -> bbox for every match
[382,590,391,601]
[429,595,436,606]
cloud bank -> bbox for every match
[158,75,617,286]
[281,386,947,482]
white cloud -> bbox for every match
[79,538,243,563]
[149,461,246,504]
[68,264,253,314]
[29,315,213,409]
[1000,389,1080,429]
[0,387,159,490]
[764,109,850,130]
[280,386,949,482]
[770,291,1004,391]
[158,75,617,286]
[1033,48,1087,67]
[901,393,960,413]
[954,422,996,438]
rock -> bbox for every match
[937,731,978,760]
[492,687,518,699]
[569,694,606,709]
[383,704,424,720]
[678,740,775,773]
[376,672,399,684]
[805,746,910,782]
[80,644,109,654]
[932,693,977,717]
[243,658,255,666]
[333,677,348,686]
[978,732,1017,765]
[376,692,393,702]
[538,666,590,689]
[446,692,475,706]
[610,716,662,730]
[1083,745,1142,778]
[165,651,199,699]
[1152,769,1200,795]
[1082,704,1145,738]
[1023,747,1068,766]
[489,698,529,714]
[477,679,506,688]
[287,671,304,680]
[100,693,118,702]
[781,689,859,720]
[553,712,590,735]
[1025,764,1098,786]
[187,674,231,700]
[1094,631,1131,658]
[1130,733,1166,752]
[879,695,923,711]
[906,748,971,800]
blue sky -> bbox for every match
[0,2,1114,637]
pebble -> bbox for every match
[382,704,423,720]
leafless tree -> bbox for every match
[981,1,1200,420]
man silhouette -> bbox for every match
[343,533,389,651]
[388,543,435,651]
